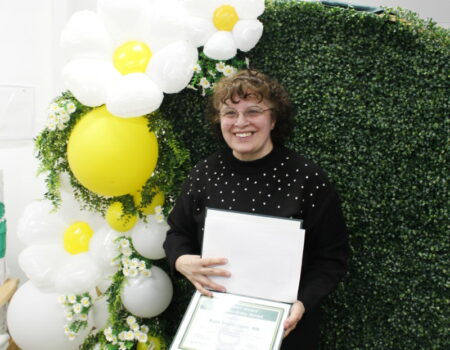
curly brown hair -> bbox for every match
[207,69,293,145]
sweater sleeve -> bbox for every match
[297,178,349,312]
[163,175,201,275]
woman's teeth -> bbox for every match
[235,132,252,137]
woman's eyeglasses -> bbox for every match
[219,107,271,120]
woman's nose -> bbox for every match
[234,112,249,127]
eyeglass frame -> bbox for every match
[218,107,273,121]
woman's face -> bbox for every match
[219,95,275,161]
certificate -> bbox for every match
[170,291,291,350]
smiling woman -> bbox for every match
[164,69,349,349]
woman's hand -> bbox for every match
[283,300,305,338]
[175,254,231,297]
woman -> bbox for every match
[164,69,349,349]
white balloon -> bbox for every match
[18,245,69,291]
[183,15,216,47]
[203,30,237,60]
[121,266,173,318]
[182,0,217,18]
[234,0,265,19]
[131,219,167,260]
[61,10,112,60]
[54,253,102,294]
[89,226,121,273]
[106,73,163,117]
[92,296,109,330]
[7,281,91,350]
[232,19,263,52]
[62,58,120,107]
[97,0,150,45]
[17,200,66,246]
[147,41,198,94]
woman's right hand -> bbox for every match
[175,254,231,297]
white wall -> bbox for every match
[0,0,448,284]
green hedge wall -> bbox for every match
[161,1,449,349]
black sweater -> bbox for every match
[164,145,349,312]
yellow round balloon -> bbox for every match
[113,41,152,75]
[213,5,239,31]
[137,335,164,350]
[133,189,165,215]
[67,106,158,197]
[63,222,94,255]
[106,202,138,232]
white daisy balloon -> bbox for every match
[182,0,264,60]
[61,0,198,118]
[17,198,120,294]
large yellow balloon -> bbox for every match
[68,106,158,197]
[63,222,94,254]
[106,202,138,232]
[133,189,165,215]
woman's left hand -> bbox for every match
[283,300,305,338]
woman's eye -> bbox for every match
[246,110,261,117]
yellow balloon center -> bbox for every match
[113,41,152,75]
[67,106,158,197]
[63,222,94,255]
[213,5,239,31]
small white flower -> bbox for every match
[120,239,130,248]
[123,267,130,276]
[47,120,57,131]
[155,214,164,223]
[126,315,137,326]
[154,205,162,215]
[121,256,130,266]
[199,77,211,89]
[66,312,74,321]
[119,343,127,350]
[138,260,146,271]
[130,258,140,269]
[192,64,202,73]
[63,325,71,334]
[223,65,236,77]
[131,322,140,331]
[65,102,76,114]
[216,62,226,72]
[67,294,77,304]
[136,331,148,343]
[141,269,152,277]
[104,327,113,337]
[57,121,67,131]
[128,267,138,277]
[105,334,116,343]
[78,313,88,321]
[58,295,67,304]
[125,330,135,341]
[140,325,149,334]
[67,331,77,341]
[122,247,133,257]
[81,297,90,307]
[118,331,127,341]
[49,103,58,111]
[73,303,82,314]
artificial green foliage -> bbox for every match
[161,2,449,349]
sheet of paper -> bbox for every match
[202,208,305,303]
[170,291,290,350]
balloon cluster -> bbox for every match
[8,0,265,349]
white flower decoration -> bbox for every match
[17,197,122,294]
[60,0,198,117]
[182,0,264,60]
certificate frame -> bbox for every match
[170,291,291,350]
